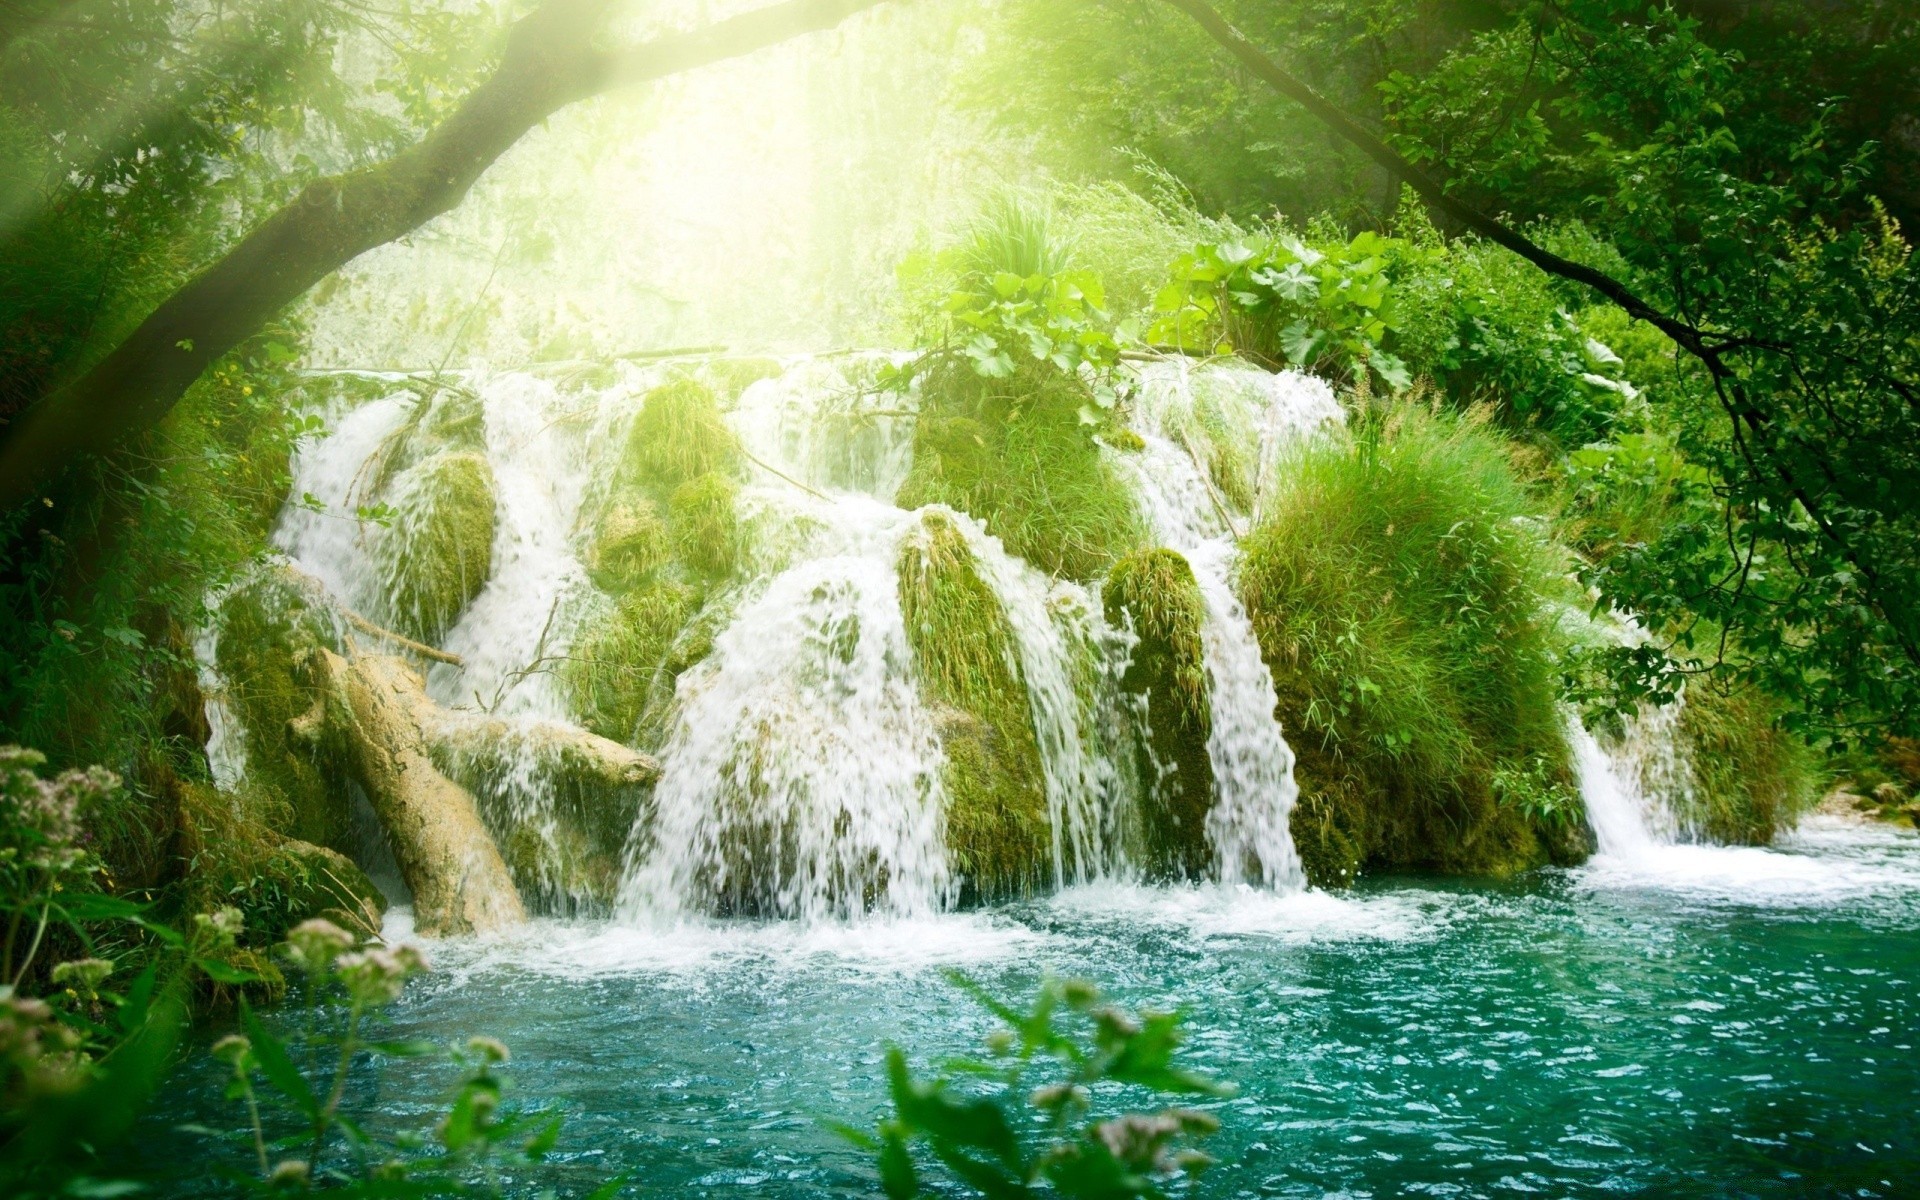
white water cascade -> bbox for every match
[1115,360,1344,887]
[204,353,1359,925]
[1571,702,1690,861]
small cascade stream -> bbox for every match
[1115,360,1343,887]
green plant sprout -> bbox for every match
[843,974,1233,1199]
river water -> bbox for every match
[141,814,1920,1198]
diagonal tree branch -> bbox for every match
[0,0,889,509]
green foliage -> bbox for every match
[1240,401,1585,884]
[1150,229,1422,389]
[1378,0,1920,739]
[897,511,1049,900]
[1103,550,1212,879]
[378,450,496,644]
[847,975,1230,1199]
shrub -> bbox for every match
[1240,401,1585,885]
[897,511,1050,900]
[1104,549,1212,878]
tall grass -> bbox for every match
[1241,399,1584,883]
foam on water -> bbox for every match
[1045,878,1456,945]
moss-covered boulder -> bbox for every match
[380,450,496,643]
[898,359,1145,581]
[1241,404,1587,887]
[1677,684,1819,843]
[898,510,1050,899]
[215,575,350,852]
[563,580,701,745]
[1104,549,1214,878]
[623,377,741,495]
[586,492,669,592]
[669,472,741,579]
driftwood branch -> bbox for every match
[0,0,890,508]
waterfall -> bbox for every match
[1115,360,1344,887]
[219,352,1361,926]
[1570,702,1688,861]
[615,499,953,921]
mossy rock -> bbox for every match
[175,781,382,945]
[1242,403,1582,884]
[1104,548,1213,879]
[215,575,350,852]
[898,510,1050,899]
[698,356,785,402]
[669,472,742,579]
[498,818,622,913]
[1677,684,1819,843]
[563,580,701,744]
[380,450,496,643]
[898,359,1146,581]
[587,492,669,592]
[623,377,741,495]
[278,838,388,940]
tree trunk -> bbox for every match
[301,648,528,936]
[0,0,888,510]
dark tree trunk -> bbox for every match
[0,0,886,509]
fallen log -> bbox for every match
[290,644,661,935]
[298,648,527,936]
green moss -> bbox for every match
[176,780,383,950]
[897,358,1145,581]
[587,492,669,592]
[1678,684,1820,843]
[1242,402,1583,886]
[381,450,495,643]
[669,472,742,579]
[898,509,1050,899]
[563,580,700,745]
[623,377,741,495]
[1105,549,1213,878]
[215,575,349,852]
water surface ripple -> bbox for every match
[144,817,1920,1198]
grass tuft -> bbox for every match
[1678,683,1820,843]
[1240,400,1585,886]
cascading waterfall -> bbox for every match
[1571,701,1690,861]
[210,352,1358,926]
[615,498,953,921]
[1114,360,1344,887]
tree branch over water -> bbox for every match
[1157,0,1920,675]
[0,0,889,509]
